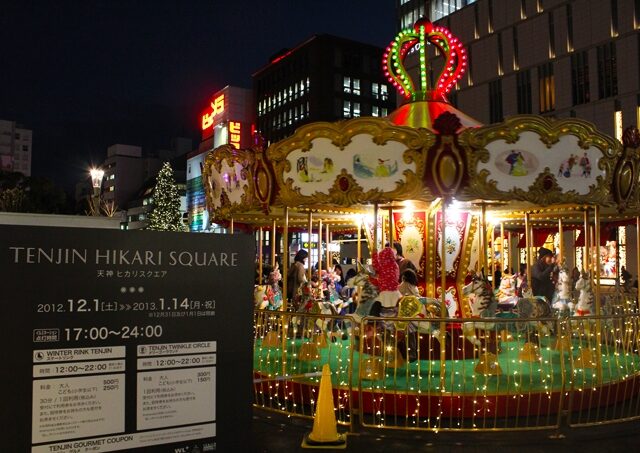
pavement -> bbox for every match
[250,407,640,453]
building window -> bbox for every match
[516,70,532,114]
[538,62,555,113]
[353,102,361,117]
[489,79,503,123]
[343,76,352,93]
[497,33,503,75]
[635,0,640,29]
[488,0,494,33]
[520,0,527,19]
[372,106,380,117]
[536,0,543,13]
[513,27,519,70]
[343,100,351,118]
[467,48,473,86]
[611,0,619,37]
[615,109,623,142]
[473,3,480,38]
[597,42,618,99]
[548,11,555,58]
[22,145,28,151]
[566,4,574,52]
[571,51,590,106]
[372,83,388,100]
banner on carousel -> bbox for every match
[393,211,427,292]
[0,225,254,453]
[434,210,476,318]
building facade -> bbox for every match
[397,0,477,30]
[100,144,163,209]
[188,86,254,232]
[253,34,397,144]
[0,119,32,176]
[398,0,640,140]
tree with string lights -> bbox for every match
[147,162,187,231]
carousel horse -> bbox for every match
[463,273,553,347]
[461,274,498,347]
[552,266,574,316]
[345,263,383,323]
[574,271,611,316]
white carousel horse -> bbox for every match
[462,274,498,346]
[495,273,520,309]
[552,267,574,316]
[574,271,611,316]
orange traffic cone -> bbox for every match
[302,364,347,449]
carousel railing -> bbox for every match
[253,309,355,426]
[252,308,640,432]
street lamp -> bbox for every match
[89,167,104,215]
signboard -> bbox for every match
[0,226,254,452]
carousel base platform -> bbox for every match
[254,334,640,418]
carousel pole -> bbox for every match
[500,222,505,276]
[373,203,379,252]
[489,223,495,287]
[480,203,487,275]
[281,207,290,376]
[326,224,331,270]
[508,230,513,274]
[439,199,448,391]
[525,212,532,289]
[357,217,362,264]
[637,216,640,307]
[271,219,277,268]
[258,226,264,285]
[230,217,234,234]
[282,207,290,311]
[388,207,394,246]
[558,218,564,265]
[583,209,590,273]
[594,205,603,383]
[318,218,323,277]
[307,211,313,281]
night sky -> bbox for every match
[0,0,395,191]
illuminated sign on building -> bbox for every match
[229,121,241,149]
[201,94,225,131]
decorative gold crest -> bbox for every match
[202,144,257,220]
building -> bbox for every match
[253,34,397,144]
[397,0,640,140]
[188,86,254,232]
[0,119,32,176]
[100,144,163,209]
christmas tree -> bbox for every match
[147,162,187,231]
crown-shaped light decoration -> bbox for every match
[383,17,467,102]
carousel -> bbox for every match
[203,18,640,431]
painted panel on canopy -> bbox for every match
[478,132,604,195]
[460,116,619,206]
[283,134,415,195]
[267,118,433,207]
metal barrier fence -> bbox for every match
[252,308,640,432]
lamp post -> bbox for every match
[89,168,104,216]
